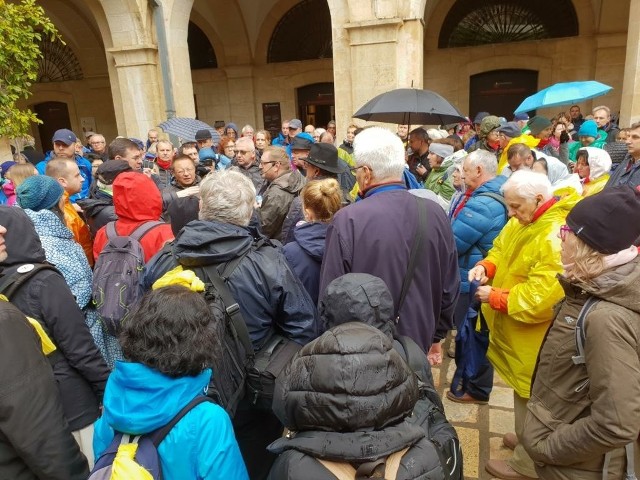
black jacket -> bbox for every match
[0,301,89,480]
[144,219,319,349]
[0,207,109,431]
[77,189,117,236]
[268,322,450,480]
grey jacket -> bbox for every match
[259,170,305,240]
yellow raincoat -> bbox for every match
[582,174,609,197]
[497,134,540,172]
[482,191,582,398]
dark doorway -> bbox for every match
[469,70,538,120]
[34,101,72,152]
[296,82,335,130]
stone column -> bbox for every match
[106,45,164,138]
[223,65,258,126]
[165,0,196,118]
[620,0,640,126]
[329,0,425,135]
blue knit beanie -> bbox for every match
[17,175,64,211]
[578,120,598,138]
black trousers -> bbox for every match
[232,396,284,480]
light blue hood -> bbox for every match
[102,361,211,435]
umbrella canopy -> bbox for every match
[158,117,222,144]
[514,81,612,115]
[353,88,466,125]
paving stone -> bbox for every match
[489,435,514,461]
[442,396,480,424]
[456,427,479,478]
[488,386,514,409]
[489,408,514,435]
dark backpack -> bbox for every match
[93,221,163,336]
[89,396,213,479]
[193,241,301,416]
[397,335,463,480]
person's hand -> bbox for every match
[176,186,200,198]
[142,167,153,177]
[476,285,492,303]
[560,131,570,144]
[427,342,442,366]
[72,203,83,213]
[468,265,489,284]
[416,163,427,177]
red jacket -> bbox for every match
[93,172,174,262]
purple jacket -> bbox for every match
[319,184,460,351]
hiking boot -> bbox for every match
[446,390,488,405]
[485,459,536,480]
[503,432,519,451]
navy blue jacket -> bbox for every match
[283,222,327,304]
[451,176,508,294]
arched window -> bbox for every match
[439,0,578,48]
[188,22,218,70]
[37,37,83,82]
[267,0,332,63]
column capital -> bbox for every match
[107,45,158,68]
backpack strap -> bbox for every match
[147,396,215,447]
[0,263,59,299]
[200,264,254,357]
[572,297,600,365]
[384,447,411,480]
[129,221,165,242]
[316,458,356,480]
[396,196,427,322]
[476,192,508,214]
[106,221,118,241]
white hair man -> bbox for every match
[319,126,460,362]
[231,136,264,191]
[447,150,509,406]
[468,170,581,480]
[143,169,318,479]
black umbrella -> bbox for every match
[353,88,466,125]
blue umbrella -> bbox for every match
[158,117,222,144]
[514,81,612,115]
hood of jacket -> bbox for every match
[583,146,612,180]
[172,219,253,268]
[0,206,47,266]
[102,362,211,435]
[568,257,640,314]
[113,172,162,222]
[319,273,394,337]
[24,209,73,241]
[273,322,418,433]
[272,169,305,194]
[293,221,327,261]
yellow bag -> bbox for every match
[111,442,154,480]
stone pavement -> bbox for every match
[432,334,516,480]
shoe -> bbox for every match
[503,432,519,451]
[485,459,536,480]
[446,390,489,405]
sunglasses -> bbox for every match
[559,224,573,241]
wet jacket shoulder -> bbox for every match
[452,176,508,293]
[268,323,449,480]
[0,301,89,480]
[482,192,581,398]
[0,207,109,430]
[153,220,318,348]
[283,221,327,304]
[94,363,248,480]
[522,259,640,478]
[260,169,305,240]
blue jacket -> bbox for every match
[451,176,508,293]
[94,362,248,480]
[283,221,327,304]
[36,152,92,202]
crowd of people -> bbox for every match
[2,103,640,480]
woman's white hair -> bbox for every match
[501,170,553,202]
[199,170,256,226]
[353,127,405,181]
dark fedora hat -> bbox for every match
[306,143,345,174]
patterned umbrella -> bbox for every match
[158,117,222,144]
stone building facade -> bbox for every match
[19,0,640,151]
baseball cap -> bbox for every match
[52,129,78,146]
[288,119,303,130]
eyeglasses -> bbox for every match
[90,141,105,145]
[349,165,366,173]
[559,224,573,241]
[174,168,195,175]
[260,161,276,167]
[237,150,252,155]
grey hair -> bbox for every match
[241,124,254,134]
[592,105,610,116]
[353,127,405,181]
[235,137,255,152]
[199,170,256,226]
[501,170,553,202]
[466,150,497,176]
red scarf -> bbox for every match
[452,189,474,219]
[531,197,558,223]
[156,158,171,170]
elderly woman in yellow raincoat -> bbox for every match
[468,170,581,480]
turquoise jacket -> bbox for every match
[94,362,248,480]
